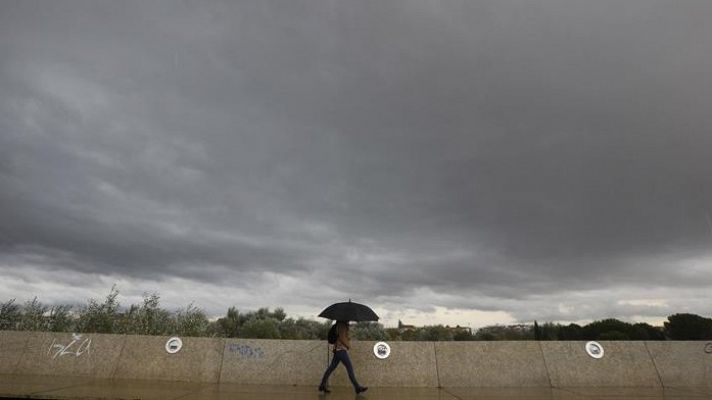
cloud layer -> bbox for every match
[2,0,711,327]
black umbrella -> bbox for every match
[318,300,379,322]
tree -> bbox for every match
[175,303,209,337]
[47,304,74,332]
[241,318,280,339]
[538,323,559,341]
[598,330,629,340]
[399,328,418,341]
[417,325,453,341]
[118,293,173,335]
[630,323,665,340]
[77,286,120,334]
[239,308,285,325]
[277,317,325,340]
[0,299,21,330]
[277,318,298,339]
[272,308,287,322]
[215,307,240,337]
[316,320,332,340]
[474,324,535,341]
[664,313,712,340]
[582,319,632,340]
[476,331,496,341]
[453,329,474,341]
[557,324,583,340]
[352,322,389,341]
[19,298,48,331]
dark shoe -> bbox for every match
[356,386,368,394]
[318,385,331,393]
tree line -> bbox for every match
[0,287,330,339]
[1,287,711,341]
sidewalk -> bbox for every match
[1,374,711,399]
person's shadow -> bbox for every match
[316,393,367,399]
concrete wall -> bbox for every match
[113,335,224,382]
[0,331,27,374]
[646,341,712,388]
[436,341,550,387]
[541,341,661,388]
[220,339,324,385]
[1,331,710,388]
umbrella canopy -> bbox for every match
[318,300,379,322]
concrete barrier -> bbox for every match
[14,332,124,379]
[4,330,712,390]
[435,341,550,387]
[645,341,712,388]
[0,331,28,374]
[329,341,439,387]
[541,341,661,388]
[113,335,224,383]
[220,339,325,385]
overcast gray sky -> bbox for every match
[1,0,711,328]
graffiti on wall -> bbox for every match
[48,333,91,359]
[228,343,265,359]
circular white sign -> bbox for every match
[585,341,604,359]
[165,337,183,354]
[373,341,391,359]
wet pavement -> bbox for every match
[1,374,711,399]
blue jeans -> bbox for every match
[320,350,361,389]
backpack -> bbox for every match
[327,324,338,344]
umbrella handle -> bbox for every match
[325,343,331,385]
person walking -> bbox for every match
[318,321,368,394]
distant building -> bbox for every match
[397,320,416,333]
[445,325,472,336]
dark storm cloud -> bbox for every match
[1,0,711,322]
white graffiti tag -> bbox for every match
[48,333,91,359]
